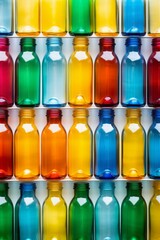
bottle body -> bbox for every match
[0,0,13,35]
[42,38,67,107]
[94,109,119,179]
[148,0,160,36]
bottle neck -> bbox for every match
[75,189,89,197]
[21,45,35,52]
[74,45,88,51]
[19,116,35,124]
[73,117,88,124]
[0,117,8,124]
[47,117,61,124]
[100,45,114,52]
[127,116,140,124]
[100,189,114,196]
[0,45,9,51]
[48,189,62,197]
[127,188,142,196]
[20,189,35,197]
[47,44,62,52]
[126,45,140,52]
[100,116,114,124]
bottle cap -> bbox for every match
[74,182,89,190]
[47,182,62,191]
[152,108,160,118]
[0,38,9,46]
[73,37,89,46]
[20,38,36,46]
[126,108,141,117]
[20,182,36,191]
[73,108,89,118]
[47,109,62,118]
[99,38,115,46]
[127,181,142,190]
[46,37,62,45]
[152,38,160,47]
[126,37,141,47]
[19,109,35,117]
[99,108,114,118]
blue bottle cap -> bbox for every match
[126,37,141,46]
[20,182,36,191]
[99,108,114,118]
[46,37,62,46]
[152,108,160,118]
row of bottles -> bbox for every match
[2,36,160,107]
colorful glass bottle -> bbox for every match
[0,38,13,107]
[15,183,41,240]
[0,0,13,36]
[15,38,40,107]
[68,109,93,180]
[69,182,94,240]
[69,0,93,36]
[42,182,67,240]
[0,183,13,240]
[15,0,40,36]
[94,38,119,107]
[121,182,147,240]
[122,109,146,179]
[122,0,146,36]
[148,38,160,107]
[95,0,118,36]
[41,109,67,179]
[148,0,160,36]
[68,37,93,107]
[121,37,146,107]
[41,0,66,36]
[94,109,119,179]
[14,109,40,180]
[42,38,67,107]
[95,181,120,240]
[149,181,160,240]
[0,110,13,179]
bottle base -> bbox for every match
[69,31,93,36]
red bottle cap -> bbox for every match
[0,38,9,46]
[47,109,62,118]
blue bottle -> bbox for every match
[15,183,41,240]
[148,109,160,178]
[122,0,146,36]
[95,181,120,240]
[121,37,146,107]
[94,108,119,179]
[42,38,67,107]
[0,0,13,36]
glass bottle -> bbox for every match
[68,37,93,107]
[69,0,93,36]
[121,182,147,240]
[42,182,67,240]
[148,0,160,36]
[69,182,94,240]
[0,0,13,36]
[0,38,13,107]
[94,38,119,107]
[122,0,146,36]
[122,109,146,179]
[15,38,40,107]
[41,109,67,179]
[15,183,41,240]
[0,183,13,240]
[14,109,40,180]
[148,38,160,107]
[121,37,146,107]
[68,109,93,180]
[94,109,119,179]
[95,182,120,240]
[0,110,13,179]
[42,38,67,107]
[15,0,40,36]
[95,0,119,36]
[149,181,160,239]
[41,0,66,36]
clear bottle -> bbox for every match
[15,38,40,107]
[14,109,40,180]
[121,182,147,240]
[0,0,13,36]
[41,109,67,179]
[69,182,94,240]
[68,109,93,180]
[0,183,13,240]
[95,0,119,36]
[121,37,146,107]
[68,37,93,107]
[122,109,146,179]
[42,38,67,107]
[148,0,160,36]
[41,0,67,36]
[42,182,67,240]
[15,0,40,36]
[15,183,41,240]
[94,109,119,179]
[95,181,120,240]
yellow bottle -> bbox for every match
[68,109,93,180]
[14,109,40,179]
[42,182,67,240]
[41,0,66,36]
[122,108,146,179]
[68,37,93,107]
[148,0,160,36]
[95,0,119,36]
[15,0,40,36]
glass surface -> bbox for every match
[0,0,13,35]
[148,0,160,36]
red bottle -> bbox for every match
[148,38,160,107]
[0,110,13,179]
[94,38,119,107]
[0,38,13,107]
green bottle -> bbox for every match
[15,38,40,107]
[0,183,13,240]
[121,182,147,240]
[69,182,94,240]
